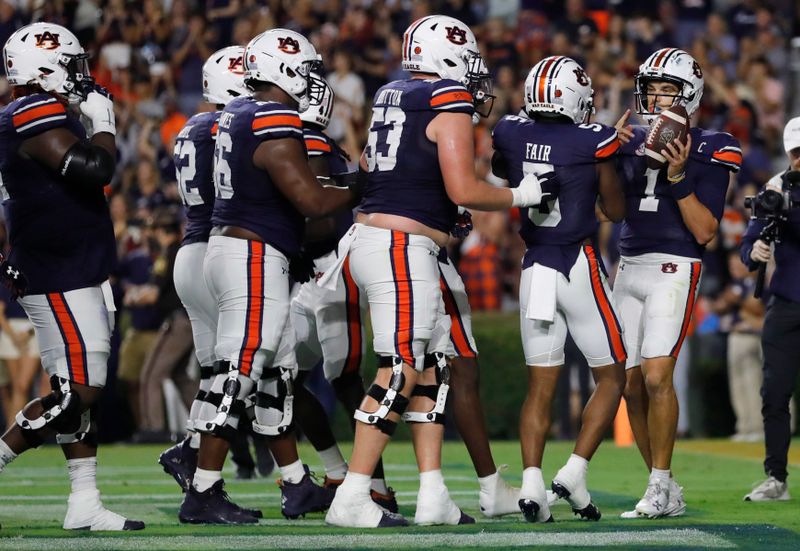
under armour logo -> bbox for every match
[34,31,61,50]
[6,266,19,279]
[277,37,300,54]
[228,56,244,74]
[445,26,467,45]
[661,262,678,274]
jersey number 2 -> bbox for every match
[366,106,406,172]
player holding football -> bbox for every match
[0,23,143,530]
[178,30,355,524]
[324,15,547,528]
[614,48,741,518]
[492,56,626,523]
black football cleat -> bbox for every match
[457,511,476,524]
[122,519,146,530]
[159,438,197,491]
[279,465,335,519]
[551,481,601,521]
[371,487,399,513]
[377,510,410,527]
[519,498,554,523]
[179,480,258,524]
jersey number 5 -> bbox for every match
[523,161,561,227]
[365,106,406,172]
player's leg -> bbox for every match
[552,246,626,521]
[634,261,701,518]
[517,265,566,523]
[438,259,519,516]
[326,229,436,528]
[1,286,144,531]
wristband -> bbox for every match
[669,176,695,200]
[666,171,685,183]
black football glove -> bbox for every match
[450,208,473,238]
[289,253,316,284]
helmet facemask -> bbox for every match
[461,51,494,120]
[634,76,689,120]
[60,52,94,102]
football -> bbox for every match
[644,104,690,170]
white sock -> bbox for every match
[371,477,389,494]
[478,470,499,493]
[419,469,445,491]
[279,459,306,484]
[338,471,372,496]
[188,432,200,450]
[521,467,545,498]
[193,468,222,492]
[0,439,18,473]
[318,445,347,480]
[561,453,589,480]
[67,457,97,494]
[650,468,670,484]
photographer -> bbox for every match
[740,116,800,501]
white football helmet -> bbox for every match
[299,73,334,129]
[243,29,323,112]
[401,15,493,116]
[524,56,594,124]
[3,22,93,103]
[635,48,704,122]
[203,46,249,106]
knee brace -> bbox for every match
[199,360,249,441]
[402,352,449,425]
[56,409,94,445]
[354,356,409,435]
[15,376,84,446]
[187,365,215,432]
[252,365,296,436]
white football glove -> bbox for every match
[511,172,544,207]
[79,87,116,136]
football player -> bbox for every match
[0,23,143,530]
[492,56,626,522]
[613,48,741,518]
[157,46,269,520]
[289,73,399,512]
[323,15,546,528]
[179,30,355,524]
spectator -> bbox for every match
[0,285,42,422]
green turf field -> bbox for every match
[0,440,798,550]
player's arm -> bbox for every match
[253,137,354,218]
[596,160,625,222]
[304,154,339,241]
[428,112,515,210]
[663,134,719,245]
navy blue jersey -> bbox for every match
[618,126,741,259]
[0,93,116,295]
[211,96,306,256]
[493,115,619,274]
[303,125,354,260]
[360,78,475,233]
[174,111,219,245]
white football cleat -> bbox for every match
[326,490,408,528]
[744,476,790,502]
[551,468,601,521]
[518,477,553,523]
[634,478,670,518]
[415,484,474,525]
[63,489,144,531]
[479,473,521,517]
[663,478,686,516]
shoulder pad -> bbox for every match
[492,114,528,145]
[589,124,620,159]
[429,79,474,114]
[9,93,67,137]
[303,126,332,156]
[690,128,742,173]
[250,101,303,139]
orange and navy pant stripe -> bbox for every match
[670,262,702,358]
[238,241,265,378]
[583,246,627,364]
[389,231,415,367]
[47,293,88,385]
[439,272,477,358]
[341,256,363,375]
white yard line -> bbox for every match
[0,529,735,550]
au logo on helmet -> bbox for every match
[278,37,300,54]
[34,31,60,50]
[573,67,589,86]
[228,56,244,74]
[445,26,467,45]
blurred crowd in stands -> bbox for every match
[0,0,797,445]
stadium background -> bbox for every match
[0,0,798,445]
